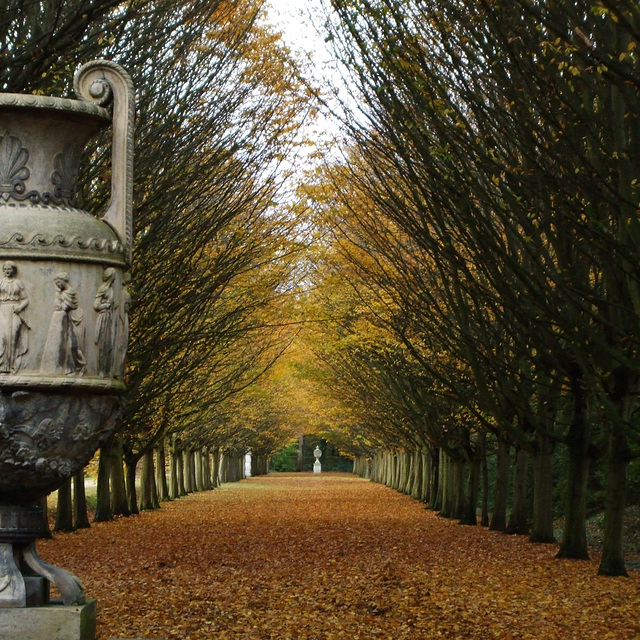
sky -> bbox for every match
[263,0,345,98]
[262,0,350,151]
[265,0,328,60]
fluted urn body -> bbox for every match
[0,61,134,609]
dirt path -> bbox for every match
[40,473,640,639]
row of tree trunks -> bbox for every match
[354,437,543,537]
[352,456,371,478]
[355,424,608,566]
[54,440,269,531]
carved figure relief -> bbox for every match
[94,267,116,378]
[114,271,130,379]
[0,261,29,373]
[40,272,86,375]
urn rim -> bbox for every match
[0,93,111,122]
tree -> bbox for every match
[315,0,640,574]
[2,0,321,520]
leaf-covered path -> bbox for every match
[41,473,640,639]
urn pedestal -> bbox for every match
[0,60,134,631]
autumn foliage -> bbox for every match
[41,474,639,639]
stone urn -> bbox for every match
[0,60,134,610]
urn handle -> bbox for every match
[73,60,135,266]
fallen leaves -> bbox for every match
[39,473,640,639]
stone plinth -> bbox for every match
[0,599,96,640]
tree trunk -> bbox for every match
[419,449,430,502]
[530,433,555,543]
[507,447,529,535]
[411,449,422,499]
[200,449,208,489]
[156,444,170,502]
[433,448,444,512]
[386,452,394,488]
[460,449,480,526]
[296,435,303,472]
[125,456,140,515]
[453,458,466,520]
[480,432,489,527]
[73,470,90,529]
[212,448,221,488]
[428,448,439,509]
[219,452,227,484]
[110,436,130,517]
[195,449,204,492]
[202,449,212,490]
[440,452,458,518]
[189,448,199,488]
[184,449,195,493]
[598,420,629,576]
[39,496,52,539]
[403,450,413,494]
[140,448,159,511]
[177,446,187,496]
[54,477,74,533]
[490,436,509,531]
[557,380,590,560]
[395,452,404,491]
[169,444,179,499]
[94,443,112,522]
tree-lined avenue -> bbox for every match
[41,474,640,640]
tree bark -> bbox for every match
[212,448,221,488]
[94,443,112,522]
[110,436,130,517]
[507,447,529,535]
[410,448,422,499]
[54,477,74,532]
[440,452,459,518]
[419,449,430,502]
[195,449,204,492]
[169,444,179,499]
[433,448,444,512]
[530,433,555,543]
[156,444,170,502]
[460,450,480,526]
[453,458,465,520]
[480,432,489,527]
[177,447,187,495]
[73,470,90,529]
[140,448,159,511]
[296,435,303,472]
[184,449,195,493]
[427,448,439,509]
[490,436,509,531]
[125,455,140,515]
[202,448,212,490]
[557,379,590,559]
[39,496,52,539]
[598,420,629,576]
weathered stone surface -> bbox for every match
[0,599,96,640]
[23,574,49,606]
[0,391,122,504]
